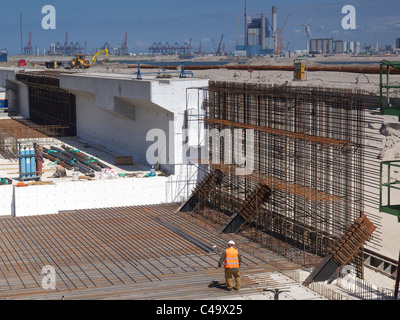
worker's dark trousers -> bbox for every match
[225,268,241,290]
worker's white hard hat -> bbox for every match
[228,240,235,245]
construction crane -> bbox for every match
[277,14,290,55]
[216,34,224,56]
[212,38,216,54]
[92,48,109,64]
[195,42,202,55]
[23,32,33,55]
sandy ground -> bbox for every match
[6,54,395,96]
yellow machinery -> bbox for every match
[69,54,91,69]
[92,48,109,64]
[293,58,305,81]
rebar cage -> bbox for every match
[16,72,77,137]
[196,81,365,267]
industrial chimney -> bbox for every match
[272,6,277,52]
[261,14,266,50]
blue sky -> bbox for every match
[0,0,399,54]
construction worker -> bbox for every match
[218,240,242,291]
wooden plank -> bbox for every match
[204,118,354,146]
[114,156,133,165]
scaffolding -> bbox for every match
[380,60,400,108]
[186,81,368,271]
[380,160,400,222]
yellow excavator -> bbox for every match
[69,54,91,69]
[69,48,109,69]
[91,48,109,64]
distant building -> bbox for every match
[310,39,361,54]
[396,38,400,49]
[355,42,361,54]
[335,40,344,54]
[310,38,334,54]
[236,14,274,56]
[235,6,279,56]
[349,41,355,53]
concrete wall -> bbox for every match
[0,68,30,117]
[0,68,18,88]
[0,175,199,217]
[60,74,207,170]
[150,79,207,166]
[71,93,174,169]
[60,73,208,201]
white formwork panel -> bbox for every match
[10,177,171,217]
[69,180,102,210]
[0,185,14,216]
[131,177,167,205]
[54,178,168,212]
[70,180,98,210]
[54,181,76,211]
[123,180,133,206]
[110,179,130,207]
[14,185,58,217]
[93,178,165,207]
[91,179,116,208]
[54,182,73,211]
[57,180,98,211]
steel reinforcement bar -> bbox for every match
[187,81,371,269]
